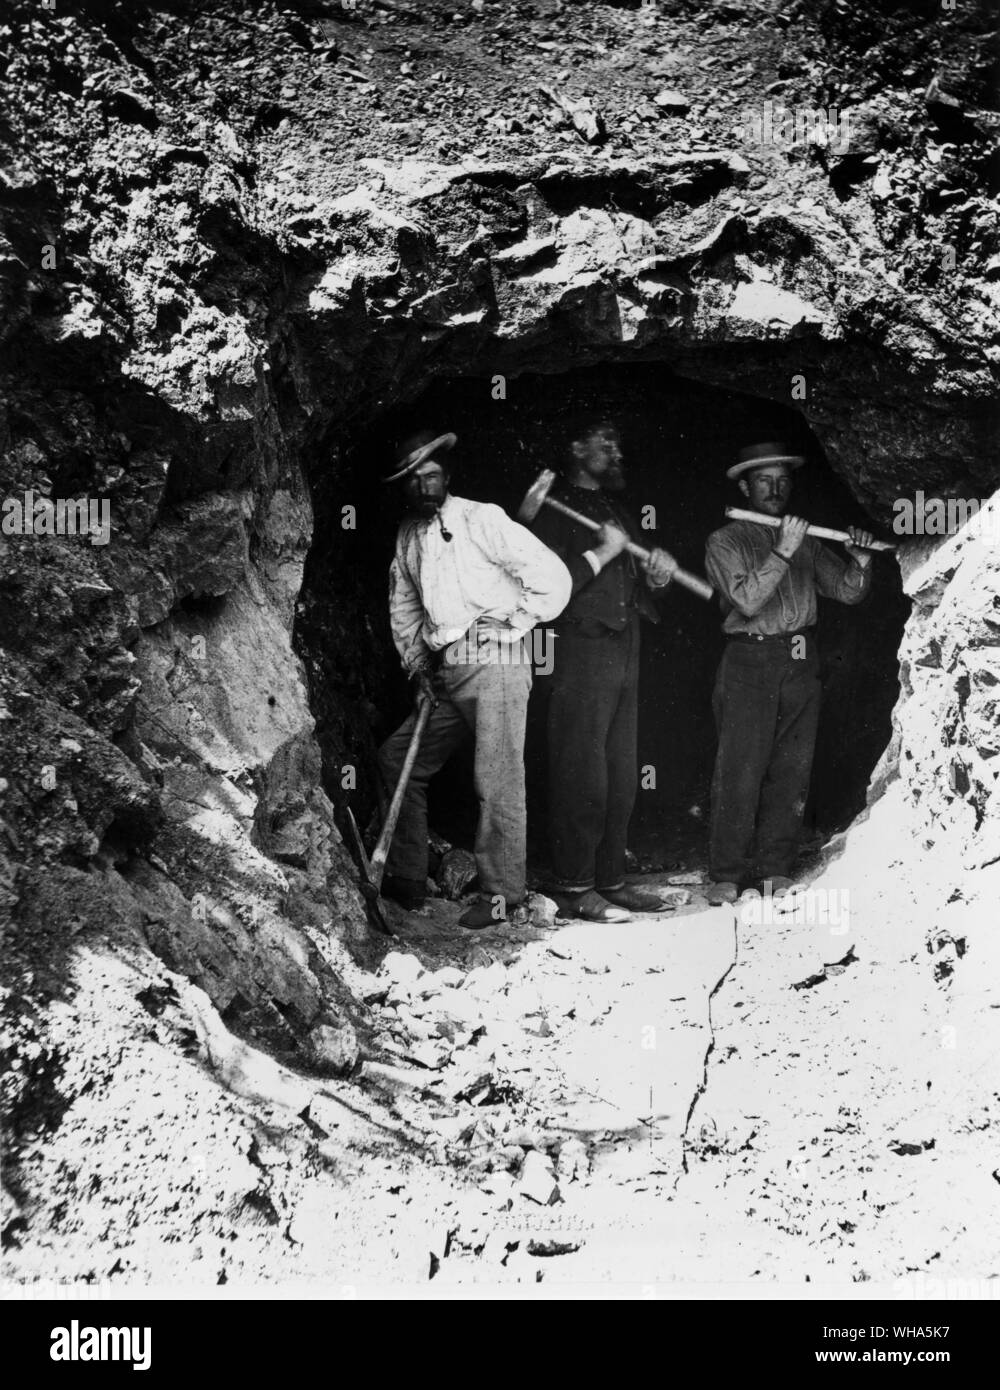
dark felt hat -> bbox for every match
[382,430,457,484]
[727,441,805,481]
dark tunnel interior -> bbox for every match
[296,363,910,880]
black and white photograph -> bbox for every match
[1,0,998,1340]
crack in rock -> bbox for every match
[676,908,740,1183]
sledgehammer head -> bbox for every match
[517,468,558,525]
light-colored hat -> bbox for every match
[727,441,805,481]
[382,430,457,484]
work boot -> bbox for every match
[705,880,739,906]
[550,889,631,924]
[382,874,426,910]
[458,896,529,931]
[599,885,669,914]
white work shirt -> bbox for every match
[388,493,572,673]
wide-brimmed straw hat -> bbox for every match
[726,441,805,481]
[382,430,457,484]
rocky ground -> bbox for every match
[2,1,999,1293]
[5,779,998,1290]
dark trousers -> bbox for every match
[546,616,640,893]
[709,637,821,884]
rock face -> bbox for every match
[0,0,998,1275]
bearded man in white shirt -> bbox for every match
[376,429,572,930]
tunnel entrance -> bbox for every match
[296,363,909,884]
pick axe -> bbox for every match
[346,693,434,935]
[518,468,714,601]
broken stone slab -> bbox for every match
[304,1093,346,1137]
[554,1137,590,1183]
[494,235,557,269]
[435,847,478,899]
[355,970,390,1004]
[416,965,465,996]
[385,982,413,1009]
[653,89,690,114]
[433,1019,474,1048]
[379,950,426,989]
[443,1065,494,1103]
[307,1018,359,1076]
[462,961,508,1001]
[526,891,558,927]
[480,1019,528,1050]
[436,1113,479,1145]
[538,84,606,146]
[430,991,484,1030]
[391,1005,438,1040]
[359,1059,434,1094]
[177,977,313,1113]
[405,1038,453,1070]
[518,1150,561,1206]
[503,1123,545,1151]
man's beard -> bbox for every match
[604,466,626,492]
[409,486,447,519]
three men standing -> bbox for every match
[704,443,875,903]
[377,430,571,929]
[374,425,879,929]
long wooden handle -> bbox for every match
[724,507,897,552]
[543,496,715,600]
[370,695,433,888]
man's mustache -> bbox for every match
[408,487,447,515]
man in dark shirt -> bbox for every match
[529,415,677,923]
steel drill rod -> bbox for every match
[724,507,897,552]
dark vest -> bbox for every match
[530,482,660,635]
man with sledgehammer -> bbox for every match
[526,413,681,924]
[377,429,571,930]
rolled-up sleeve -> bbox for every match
[476,504,572,627]
[706,529,789,618]
[813,542,872,605]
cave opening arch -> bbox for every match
[295,360,909,885]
